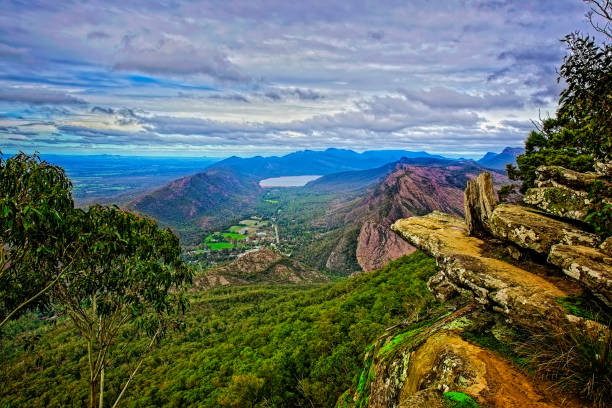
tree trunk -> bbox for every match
[99,366,105,408]
[89,378,96,408]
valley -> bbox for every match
[2,2,610,407]
[2,145,609,408]
[129,152,511,275]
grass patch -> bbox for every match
[378,327,425,359]
[205,242,234,250]
[202,232,247,250]
[443,392,479,408]
[221,232,246,240]
[517,313,612,407]
[556,294,611,323]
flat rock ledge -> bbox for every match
[391,212,568,328]
[489,204,600,254]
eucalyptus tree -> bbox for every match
[52,205,192,408]
[0,152,76,328]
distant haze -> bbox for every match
[260,175,322,188]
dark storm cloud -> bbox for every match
[208,94,251,103]
[262,88,324,102]
[367,30,385,40]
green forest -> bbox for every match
[1,1,611,407]
[0,253,439,407]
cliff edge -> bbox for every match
[339,164,611,408]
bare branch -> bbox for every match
[584,0,612,40]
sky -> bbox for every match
[0,0,598,158]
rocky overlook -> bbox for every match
[340,164,611,408]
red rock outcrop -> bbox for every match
[356,221,416,271]
[330,161,507,272]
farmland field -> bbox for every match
[205,242,235,250]
[221,232,247,240]
[203,232,247,250]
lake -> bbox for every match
[259,175,322,187]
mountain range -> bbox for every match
[130,147,514,273]
[208,148,445,177]
[477,146,524,170]
[303,159,508,272]
[130,149,449,234]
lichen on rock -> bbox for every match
[535,165,598,191]
[488,204,600,254]
[523,186,590,221]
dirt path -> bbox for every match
[401,332,585,408]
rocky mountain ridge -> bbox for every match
[193,248,328,289]
[320,160,508,272]
[340,164,611,407]
[210,148,446,178]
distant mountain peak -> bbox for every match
[501,146,524,155]
[477,146,524,170]
[479,152,498,161]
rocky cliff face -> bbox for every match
[193,248,328,289]
[339,165,611,408]
[356,221,416,272]
[325,161,507,272]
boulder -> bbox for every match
[595,161,612,177]
[464,172,496,236]
[535,165,597,190]
[523,186,590,221]
[396,332,565,408]
[358,306,584,408]
[488,204,601,254]
[392,212,569,328]
[548,244,612,307]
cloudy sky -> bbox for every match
[0,0,596,157]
